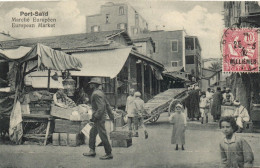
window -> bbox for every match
[91,25,100,32]
[119,6,124,15]
[106,14,110,24]
[185,55,195,64]
[117,23,126,30]
[171,40,178,52]
[171,61,178,67]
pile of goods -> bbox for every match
[110,131,132,148]
[52,119,86,147]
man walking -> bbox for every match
[83,77,113,160]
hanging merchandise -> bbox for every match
[62,72,76,96]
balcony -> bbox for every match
[185,48,201,56]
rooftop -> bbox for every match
[0,30,132,49]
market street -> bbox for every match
[1,113,259,168]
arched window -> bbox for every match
[119,6,124,15]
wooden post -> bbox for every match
[141,61,145,100]
[115,77,118,109]
[47,69,51,91]
[44,119,51,146]
[77,77,80,88]
[158,79,161,93]
[149,67,152,96]
[128,58,131,92]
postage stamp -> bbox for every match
[223,28,258,72]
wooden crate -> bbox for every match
[52,133,60,146]
[110,131,131,140]
[54,119,83,133]
[68,133,83,147]
[112,139,132,148]
[59,133,68,146]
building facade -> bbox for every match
[144,30,202,80]
[86,2,149,37]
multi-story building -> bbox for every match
[223,2,260,127]
[86,2,148,37]
[224,1,260,28]
[133,30,202,80]
[86,2,202,80]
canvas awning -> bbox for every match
[70,47,132,78]
[0,43,82,71]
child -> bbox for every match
[132,92,148,139]
[199,91,210,124]
[125,89,137,135]
[169,103,187,150]
[219,116,254,168]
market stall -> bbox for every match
[0,43,82,145]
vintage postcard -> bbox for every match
[0,0,259,168]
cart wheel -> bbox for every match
[149,114,160,123]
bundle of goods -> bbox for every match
[51,104,91,121]
[110,131,132,147]
[112,109,125,127]
[52,119,87,146]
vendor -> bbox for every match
[223,88,234,102]
[53,88,76,108]
[222,93,233,106]
[233,100,250,133]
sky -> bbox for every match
[0,0,225,59]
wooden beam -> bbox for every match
[47,69,51,91]
[114,77,118,109]
[141,61,145,100]
[149,68,152,96]
[158,80,161,93]
[128,57,131,92]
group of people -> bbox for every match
[169,96,254,168]
[125,89,148,139]
[184,85,250,133]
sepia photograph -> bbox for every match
[0,0,259,167]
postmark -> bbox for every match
[223,28,258,72]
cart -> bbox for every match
[143,88,188,124]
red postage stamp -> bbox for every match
[223,28,258,72]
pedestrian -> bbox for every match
[233,100,250,133]
[223,88,234,102]
[169,103,187,150]
[125,88,137,136]
[199,91,210,124]
[188,85,200,121]
[83,77,113,160]
[132,91,148,139]
[219,116,254,168]
[211,87,223,122]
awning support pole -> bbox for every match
[158,80,161,93]
[47,69,51,91]
[149,67,152,96]
[141,61,145,100]
[128,58,131,93]
[115,77,118,109]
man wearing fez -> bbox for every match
[83,77,114,160]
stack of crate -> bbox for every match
[52,119,87,146]
[110,131,132,147]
